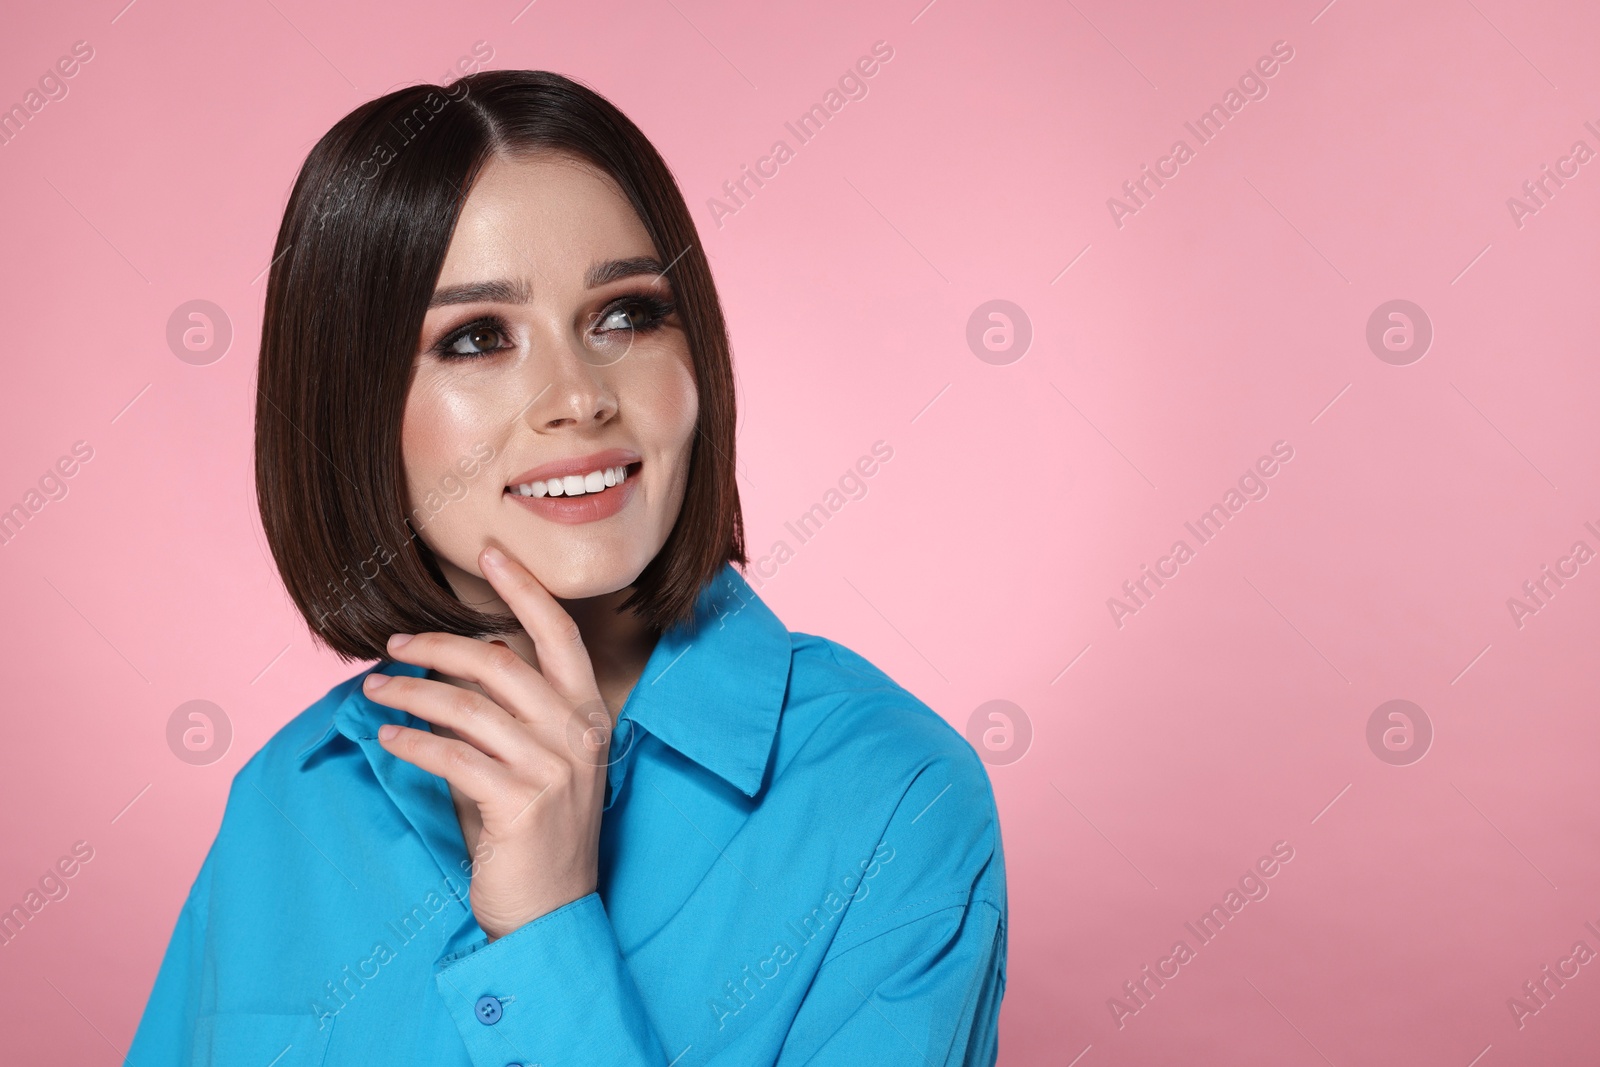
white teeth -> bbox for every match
[510,465,631,499]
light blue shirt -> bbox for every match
[128,564,1007,1065]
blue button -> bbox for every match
[474,994,503,1025]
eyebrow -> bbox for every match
[427,256,669,309]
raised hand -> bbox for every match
[363,544,612,940]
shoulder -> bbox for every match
[784,630,988,787]
[780,630,1004,874]
[222,662,379,800]
[777,632,1007,950]
[177,664,382,915]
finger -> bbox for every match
[376,723,505,803]
[479,544,603,706]
[364,673,534,763]
[384,632,562,732]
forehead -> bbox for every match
[436,151,655,285]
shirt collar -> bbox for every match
[295,563,792,797]
[621,563,791,796]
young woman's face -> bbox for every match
[401,151,698,604]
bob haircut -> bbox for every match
[255,69,745,663]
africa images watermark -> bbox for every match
[309,840,495,1030]
[0,840,96,948]
[1106,440,1295,629]
[1107,840,1296,1029]
[0,39,95,149]
[1505,915,1600,1031]
[1505,120,1600,231]
[313,41,495,232]
[311,441,498,631]
[0,439,94,548]
[1106,39,1296,229]
[706,841,897,1031]
[706,40,896,230]
[744,440,895,590]
[1504,520,1599,630]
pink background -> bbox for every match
[2,0,1598,1063]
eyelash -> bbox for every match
[430,293,678,361]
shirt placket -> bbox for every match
[602,714,640,812]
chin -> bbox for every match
[513,543,651,603]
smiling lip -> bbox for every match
[505,448,641,488]
[503,448,642,526]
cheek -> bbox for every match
[400,377,495,504]
[400,394,445,500]
[648,359,699,496]
[663,361,699,450]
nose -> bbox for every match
[520,324,620,432]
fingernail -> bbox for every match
[365,673,390,690]
[378,724,399,741]
[481,545,506,569]
[389,633,414,649]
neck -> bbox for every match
[560,586,659,716]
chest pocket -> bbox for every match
[191,1011,335,1066]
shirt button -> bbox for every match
[474,994,504,1025]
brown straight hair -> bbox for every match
[255,70,745,663]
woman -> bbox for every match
[128,69,1006,1066]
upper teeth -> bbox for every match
[511,465,629,498]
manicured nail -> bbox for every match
[389,633,414,650]
[378,724,399,741]
[365,673,390,690]
[481,545,506,570]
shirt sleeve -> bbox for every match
[125,850,214,1067]
[433,891,667,1067]
[777,895,1007,1065]
[774,716,1010,1067]
[432,888,1006,1067]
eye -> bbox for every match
[592,294,676,336]
[433,319,512,360]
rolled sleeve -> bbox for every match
[434,892,666,1067]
